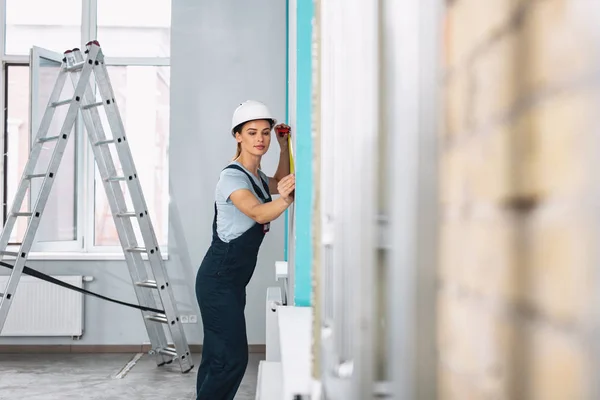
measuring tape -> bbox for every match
[277,126,295,173]
[288,132,295,173]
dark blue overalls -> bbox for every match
[195,164,272,400]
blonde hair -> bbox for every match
[233,142,261,169]
[233,142,242,161]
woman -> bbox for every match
[195,100,295,399]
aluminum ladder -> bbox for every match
[0,40,193,373]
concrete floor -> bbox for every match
[0,352,262,399]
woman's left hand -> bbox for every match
[274,123,291,150]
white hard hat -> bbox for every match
[231,100,276,135]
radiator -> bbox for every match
[0,275,84,337]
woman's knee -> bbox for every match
[230,345,248,365]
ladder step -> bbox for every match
[0,251,19,257]
[117,212,136,217]
[82,101,104,110]
[65,62,85,72]
[38,135,61,143]
[146,313,168,324]
[51,99,72,107]
[106,176,127,182]
[127,247,147,253]
[12,212,33,217]
[94,139,116,146]
[135,280,158,289]
[158,347,178,358]
[26,173,46,179]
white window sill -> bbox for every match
[1,252,169,261]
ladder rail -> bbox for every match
[83,43,191,370]
[92,52,193,369]
[66,50,171,365]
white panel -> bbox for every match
[266,286,282,362]
[278,306,312,399]
[384,0,442,398]
[319,0,379,398]
[0,275,84,336]
[255,360,283,400]
[275,261,288,304]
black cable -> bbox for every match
[0,261,164,314]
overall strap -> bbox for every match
[224,164,272,203]
[211,202,219,241]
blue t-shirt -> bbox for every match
[215,161,270,242]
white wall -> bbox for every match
[0,0,287,346]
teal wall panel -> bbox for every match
[293,0,314,307]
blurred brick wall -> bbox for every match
[439,0,600,398]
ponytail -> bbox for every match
[233,142,241,160]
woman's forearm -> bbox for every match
[250,197,291,224]
[273,149,290,182]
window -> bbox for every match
[93,65,170,248]
[5,65,30,244]
[1,1,171,257]
[97,0,171,58]
[29,48,81,251]
[5,0,82,56]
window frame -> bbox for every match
[29,46,85,252]
[0,0,171,260]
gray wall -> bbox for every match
[168,0,287,345]
[0,0,287,346]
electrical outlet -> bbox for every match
[189,315,198,323]
[181,315,189,324]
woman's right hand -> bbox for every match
[278,174,296,204]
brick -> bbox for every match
[437,291,478,375]
[479,313,516,399]
[437,291,516,398]
[471,31,522,130]
[438,364,486,400]
[472,87,600,203]
[445,0,474,69]
[524,324,590,400]
[524,89,599,199]
[441,123,534,203]
[439,216,493,292]
[439,219,464,284]
[524,205,595,324]
[468,125,514,202]
[445,0,522,69]
[462,210,519,303]
[443,119,535,206]
[507,109,538,201]
[439,145,467,206]
[444,69,469,139]
[524,0,600,93]
[437,291,498,376]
